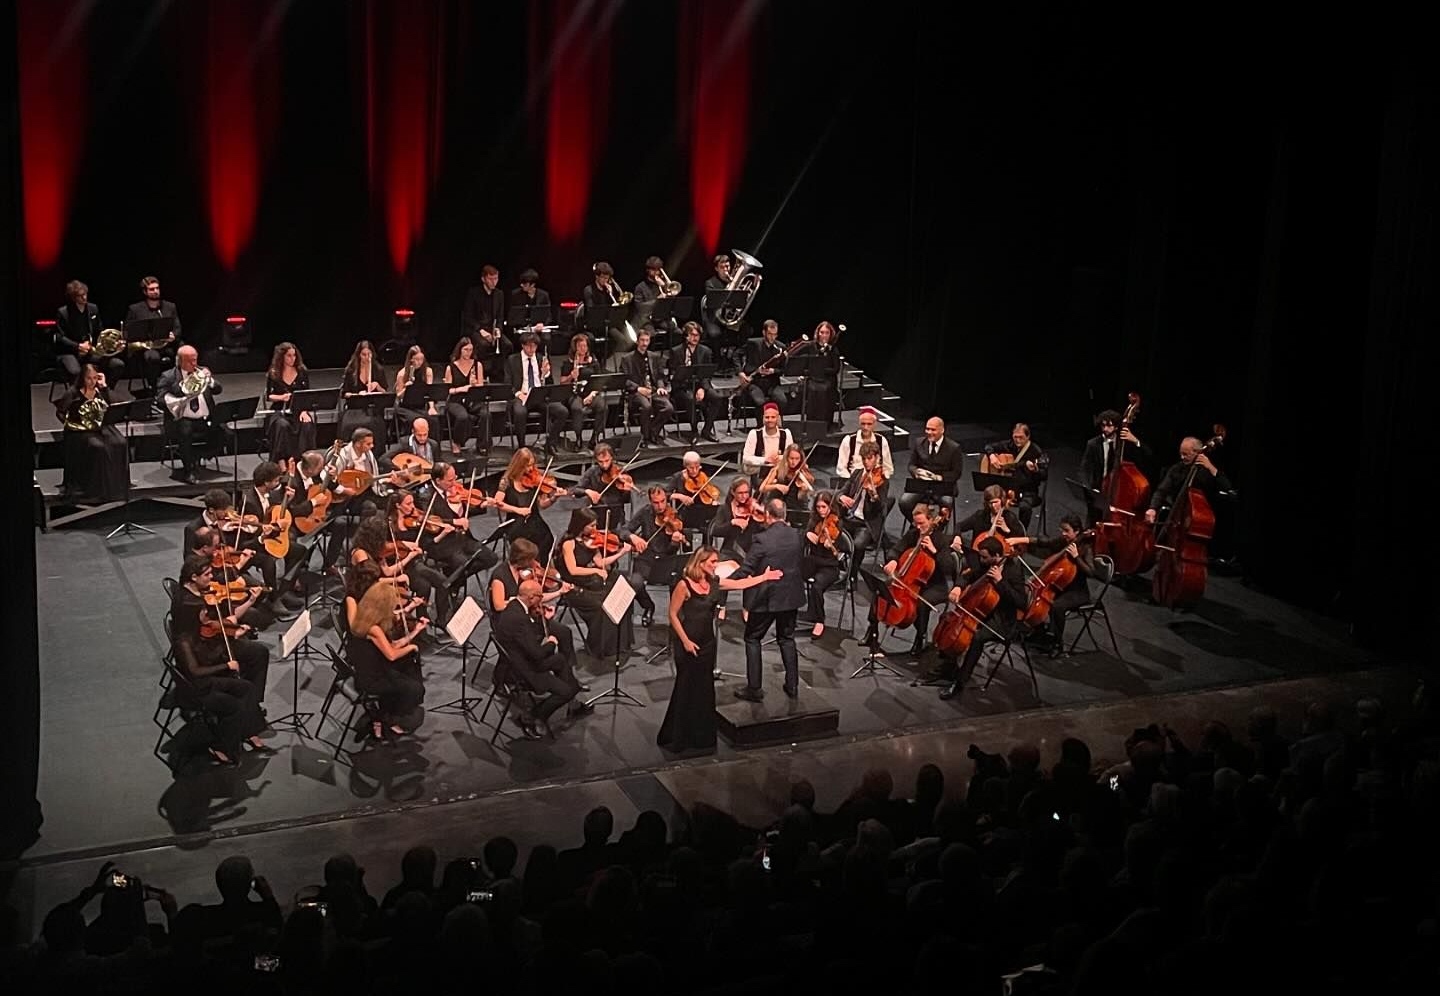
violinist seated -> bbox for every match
[708,477,760,563]
[898,417,965,520]
[380,417,443,475]
[836,406,895,482]
[948,484,1026,575]
[488,537,573,620]
[170,554,273,764]
[862,501,957,658]
[1144,436,1234,526]
[981,422,1049,529]
[426,460,500,583]
[186,524,270,630]
[622,325,675,447]
[347,578,428,742]
[492,579,591,740]
[557,507,635,658]
[666,321,720,444]
[801,491,849,639]
[187,488,293,620]
[737,319,789,412]
[1023,514,1095,658]
[577,442,634,524]
[836,441,890,581]
[758,443,815,514]
[157,344,221,484]
[506,330,569,456]
[668,451,722,531]
[936,536,1030,700]
[383,491,459,628]
[740,402,794,478]
[235,461,309,616]
[622,485,689,627]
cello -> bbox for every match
[1020,529,1095,629]
[1152,425,1226,608]
[931,565,1009,660]
[875,520,939,630]
[1092,392,1156,575]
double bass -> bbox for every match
[1152,425,1226,608]
[1092,392,1156,575]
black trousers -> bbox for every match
[509,395,567,447]
[743,609,798,692]
[445,400,490,452]
[803,556,842,625]
[629,391,675,440]
[265,412,315,468]
[840,518,877,579]
[567,394,610,444]
[169,416,212,472]
[898,491,954,521]
[745,380,788,411]
[518,628,581,723]
[188,675,264,757]
[354,653,425,722]
[675,386,718,437]
[1047,586,1091,646]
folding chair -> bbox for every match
[315,646,383,761]
[1067,554,1123,660]
[983,614,1040,698]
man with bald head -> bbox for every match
[492,578,588,738]
[1145,434,1233,524]
[383,416,442,471]
[899,416,964,520]
[157,343,221,483]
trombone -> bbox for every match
[657,266,681,297]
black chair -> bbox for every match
[984,613,1041,699]
[478,648,540,745]
[1067,554,1123,660]
[152,659,223,770]
[315,646,384,761]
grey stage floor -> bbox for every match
[30,418,1375,861]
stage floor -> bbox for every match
[28,412,1377,861]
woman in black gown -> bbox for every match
[339,340,390,446]
[55,363,127,502]
[264,342,316,472]
[348,579,428,741]
[658,545,782,752]
[443,336,489,455]
[492,447,563,560]
[557,506,635,658]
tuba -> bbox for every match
[715,249,763,330]
[94,328,125,359]
[64,395,109,431]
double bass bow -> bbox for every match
[1152,425,1226,609]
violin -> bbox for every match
[865,466,886,494]
[658,508,686,535]
[682,470,722,504]
[217,510,261,534]
[200,616,248,640]
[599,464,634,492]
[815,512,842,553]
[519,466,567,496]
[399,512,448,535]
[211,547,247,570]
[449,485,490,507]
[584,529,623,554]
[203,582,267,606]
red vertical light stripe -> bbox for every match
[539,0,612,242]
[683,2,753,255]
[17,0,87,270]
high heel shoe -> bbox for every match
[208,747,238,767]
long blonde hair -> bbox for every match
[351,582,401,637]
[682,545,720,582]
[503,447,535,489]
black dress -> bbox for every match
[346,631,424,724]
[445,359,489,451]
[559,538,634,658]
[339,363,389,446]
[657,579,721,751]
[57,387,127,502]
[501,481,555,560]
[264,370,316,466]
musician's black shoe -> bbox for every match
[734,686,764,702]
[640,609,654,627]
[910,636,926,657]
[512,715,544,740]
[939,680,962,700]
[701,428,719,442]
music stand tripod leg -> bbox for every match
[106,407,156,538]
[269,649,316,737]
[586,617,644,707]
[431,641,482,719]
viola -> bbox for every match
[1093,391,1157,576]
[932,574,1002,658]
[1020,530,1095,628]
[399,512,448,535]
[816,512,842,550]
[865,467,886,493]
[200,616,248,640]
[217,511,262,534]
[203,582,267,606]
[876,530,937,629]
[1152,425,1226,609]
[584,529,623,554]
[211,547,247,571]
[682,471,722,504]
[657,508,686,536]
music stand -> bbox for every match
[123,315,175,350]
[431,596,487,720]
[101,400,155,538]
[586,574,642,708]
[212,395,260,493]
[463,383,513,456]
[507,303,554,330]
[284,387,340,419]
[271,609,318,737]
[971,470,1017,494]
[903,476,950,506]
[853,567,904,678]
[580,304,624,337]
[653,296,694,326]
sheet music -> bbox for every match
[601,574,636,624]
[281,609,313,658]
[445,596,485,645]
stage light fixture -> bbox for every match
[220,314,251,353]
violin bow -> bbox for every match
[595,446,641,501]
[525,454,556,516]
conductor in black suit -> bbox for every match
[898,416,965,520]
[728,498,804,700]
[491,579,590,739]
[124,275,182,392]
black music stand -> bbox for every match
[463,383,512,456]
[399,382,449,416]
[653,296,694,326]
[123,315,175,349]
[102,400,154,538]
[903,476,951,507]
[582,371,627,396]
[586,574,643,708]
[284,387,340,420]
[580,304,625,338]
[854,567,905,678]
[507,303,554,330]
[213,395,260,493]
[971,470,1016,495]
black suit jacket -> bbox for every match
[730,519,805,612]
[124,300,182,343]
[55,302,102,353]
[909,436,965,490]
[666,343,714,393]
[742,338,786,381]
[155,365,221,419]
[505,352,550,391]
[493,600,559,675]
[461,285,505,333]
[1081,433,1151,491]
[622,349,668,394]
[841,468,889,542]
